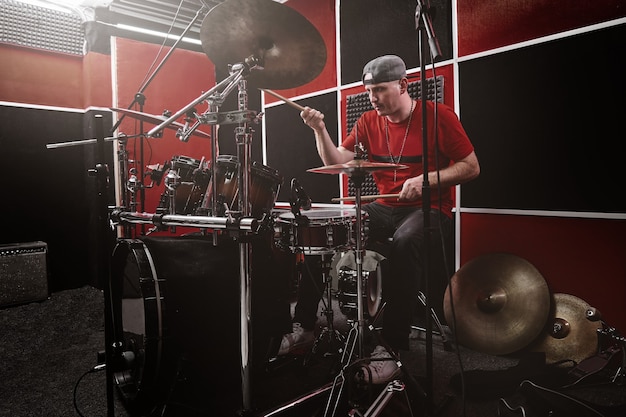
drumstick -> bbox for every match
[331,193,400,203]
[260,89,306,112]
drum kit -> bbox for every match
[45,0,407,415]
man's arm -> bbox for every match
[301,107,354,165]
[399,151,480,201]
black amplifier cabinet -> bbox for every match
[0,241,49,308]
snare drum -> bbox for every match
[204,155,283,218]
[276,208,365,255]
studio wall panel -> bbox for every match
[339,0,452,85]
[457,0,626,56]
[0,44,83,108]
[0,105,113,291]
[264,92,339,204]
[460,213,626,332]
[459,23,626,213]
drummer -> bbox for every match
[279,55,480,384]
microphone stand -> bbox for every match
[415,1,442,415]
[109,4,211,225]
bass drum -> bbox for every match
[110,239,176,412]
[110,235,291,413]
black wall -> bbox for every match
[264,92,339,204]
[0,105,114,291]
[459,23,626,213]
[340,0,453,84]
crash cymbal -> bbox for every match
[200,0,326,89]
[530,293,602,365]
[307,159,408,175]
[110,108,210,139]
[443,253,550,356]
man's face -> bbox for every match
[364,80,404,116]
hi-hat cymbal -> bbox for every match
[529,293,602,365]
[307,160,408,175]
[200,0,326,89]
[443,253,550,356]
[110,108,210,139]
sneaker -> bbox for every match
[277,323,315,356]
[358,345,402,384]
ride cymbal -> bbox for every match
[529,293,602,365]
[200,0,326,89]
[307,160,408,175]
[443,253,550,356]
[110,108,210,139]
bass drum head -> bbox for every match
[110,239,180,413]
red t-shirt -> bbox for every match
[341,101,474,216]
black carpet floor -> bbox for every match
[1,286,625,417]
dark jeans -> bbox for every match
[293,254,326,330]
[364,202,452,351]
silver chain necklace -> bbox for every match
[385,100,415,183]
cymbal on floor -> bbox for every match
[110,108,210,139]
[529,293,602,365]
[200,0,326,89]
[443,253,550,356]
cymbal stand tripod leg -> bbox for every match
[411,291,453,351]
[323,321,359,417]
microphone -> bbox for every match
[290,178,311,224]
[415,0,442,61]
[292,178,312,211]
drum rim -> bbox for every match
[278,208,358,220]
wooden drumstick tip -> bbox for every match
[260,88,306,112]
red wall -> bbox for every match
[0,44,112,109]
[1,44,84,107]
[461,213,626,330]
[457,0,626,56]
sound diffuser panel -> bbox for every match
[0,0,84,55]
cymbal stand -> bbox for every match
[147,54,264,414]
[323,167,367,417]
[235,74,255,415]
